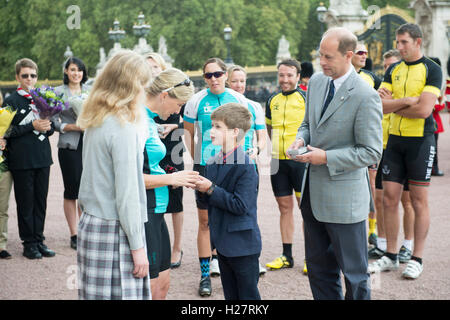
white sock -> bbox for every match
[402,239,413,251]
[377,237,387,251]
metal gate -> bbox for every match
[357,6,414,77]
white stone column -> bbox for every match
[410,0,450,86]
[324,0,368,33]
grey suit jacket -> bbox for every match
[296,69,382,224]
[53,84,90,150]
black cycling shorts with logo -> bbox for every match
[376,151,409,191]
[270,159,306,197]
[382,134,435,187]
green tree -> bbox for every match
[0,0,417,81]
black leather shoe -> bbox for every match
[23,246,43,260]
[0,250,12,259]
[37,243,56,257]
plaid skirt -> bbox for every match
[77,213,151,300]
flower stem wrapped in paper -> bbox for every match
[0,105,17,164]
[29,86,68,119]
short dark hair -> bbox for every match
[277,59,301,74]
[300,61,314,79]
[63,57,88,85]
[203,57,227,74]
[15,58,38,75]
[396,23,423,41]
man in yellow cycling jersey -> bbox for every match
[369,49,416,264]
[368,24,442,280]
[265,59,307,272]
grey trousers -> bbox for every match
[0,170,13,250]
[300,174,371,300]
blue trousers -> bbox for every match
[217,252,261,300]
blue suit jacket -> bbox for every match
[199,146,262,257]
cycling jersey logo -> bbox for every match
[273,104,279,111]
[203,105,212,113]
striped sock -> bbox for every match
[199,257,210,278]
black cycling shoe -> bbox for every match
[198,276,212,297]
[368,246,385,259]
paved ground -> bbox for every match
[1,113,450,300]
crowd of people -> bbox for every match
[0,22,447,300]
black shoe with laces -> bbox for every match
[23,246,43,260]
[37,243,56,257]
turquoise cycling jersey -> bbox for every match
[183,88,265,165]
[143,107,169,214]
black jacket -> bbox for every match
[3,92,54,170]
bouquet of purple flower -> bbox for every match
[29,86,68,119]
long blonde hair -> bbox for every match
[78,50,152,129]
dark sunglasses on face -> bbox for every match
[355,51,368,56]
[162,78,192,93]
[20,73,38,79]
[203,71,225,79]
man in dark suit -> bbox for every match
[195,103,261,300]
[3,58,55,259]
[289,28,383,300]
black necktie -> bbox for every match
[320,80,335,119]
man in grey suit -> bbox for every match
[288,28,383,300]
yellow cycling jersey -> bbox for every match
[382,113,391,149]
[265,88,306,159]
[358,69,381,90]
[380,56,442,137]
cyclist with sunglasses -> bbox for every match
[2,58,55,260]
[184,57,256,297]
[351,42,382,247]
[143,68,199,299]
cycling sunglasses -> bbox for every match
[162,78,192,93]
[203,71,226,79]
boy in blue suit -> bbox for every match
[195,103,262,300]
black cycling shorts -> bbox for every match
[376,151,409,191]
[145,213,171,279]
[270,159,306,197]
[382,134,435,187]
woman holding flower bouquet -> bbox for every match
[54,57,90,250]
[2,58,55,260]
